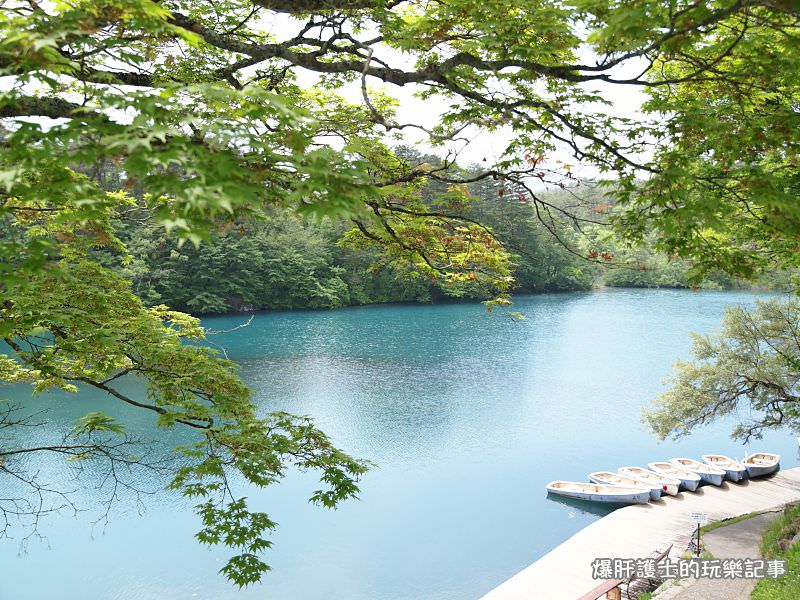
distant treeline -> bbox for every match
[110,153,595,314]
[88,149,792,315]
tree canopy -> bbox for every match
[1,0,799,588]
[646,299,800,442]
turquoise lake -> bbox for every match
[0,288,797,600]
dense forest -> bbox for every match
[98,149,788,316]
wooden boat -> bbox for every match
[702,454,747,482]
[589,471,662,501]
[647,461,701,492]
[546,481,651,504]
[669,458,725,486]
[618,467,681,496]
[742,452,780,478]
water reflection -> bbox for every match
[544,493,619,518]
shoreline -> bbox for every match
[194,286,781,319]
[481,468,800,600]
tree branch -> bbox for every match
[0,96,97,120]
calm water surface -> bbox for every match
[0,289,796,600]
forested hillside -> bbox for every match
[94,148,588,314]
[103,150,788,315]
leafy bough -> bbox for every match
[0,259,369,586]
[645,298,800,444]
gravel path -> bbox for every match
[483,469,800,600]
[653,511,779,600]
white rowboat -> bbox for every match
[546,481,651,504]
[702,454,747,482]
[647,462,701,492]
[589,471,662,501]
[618,466,681,496]
[742,453,780,478]
[669,458,725,486]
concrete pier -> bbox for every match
[481,467,800,600]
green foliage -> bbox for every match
[115,213,353,313]
[72,412,126,436]
[612,7,800,282]
[752,503,800,600]
[2,0,799,588]
[0,1,515,586]
[196,498,275,587]
[455,171,594,294]
[103,153,594,315]
[581,224,739,290]
[645,298,800,442]
[1,254,369,584]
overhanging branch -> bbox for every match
[0,96,96,120]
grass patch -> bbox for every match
[700,510,761,534]
[679,550,714,560]
[751,503,800,600]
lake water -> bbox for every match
[0,289,796,600]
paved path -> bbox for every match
[654,511,779,600]
[481,468,800,600]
